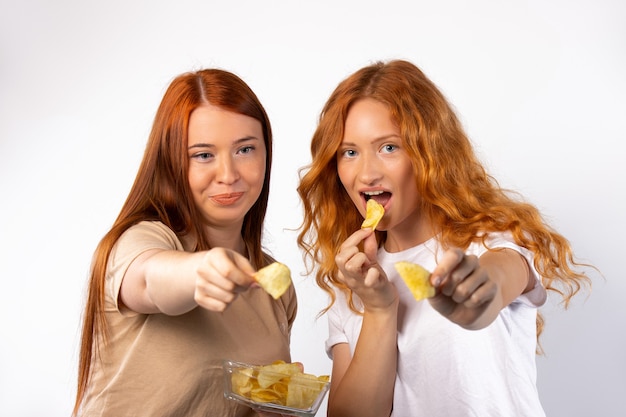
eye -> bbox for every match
[381,144,398,154]
[340,148,357,158]
[238,145,255,155]
[191,152,214,162]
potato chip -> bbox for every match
[256,361,300,388]
[261,361,302,375]
[286,373,329,409]
[229,360,330,410]
[251,387,283,403]
[361,199,385,230]
[253,262,292,299]
[231,367,255,395]
[394,261,436,301]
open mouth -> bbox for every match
[363,191,391,207]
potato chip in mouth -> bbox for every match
[253,262,292,299]
[361,199,385,230]
[394,261,436,301]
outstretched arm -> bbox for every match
[120,247,256,315]
[429,247,534,330]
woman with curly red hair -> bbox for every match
[297,59,590,417]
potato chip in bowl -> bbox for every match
[223,360,330,417]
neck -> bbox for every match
[202,223,247,255]
[383,219,438,253]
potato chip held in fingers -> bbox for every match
[253,262,292,299]
[395,261,436,301]
[361,199,385,230]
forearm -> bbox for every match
[121,249,202,315]
[463,249,532,330]
[145,250,205,315]
[461,291,505,330]
[329,308,397,417]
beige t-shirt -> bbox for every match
[80,221,297,417]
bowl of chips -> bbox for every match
[223,360,330,417]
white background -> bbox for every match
[1,1,625,416]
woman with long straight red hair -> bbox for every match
[297,59,591,417]
[74,69,297,417]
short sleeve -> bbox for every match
[105,221,185,314]
[325,308,349,359]
[480,233,548,308]
[324,290,354,359]
[282,282,298,335]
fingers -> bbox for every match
[363,265,383,288]
[434,249,477,296]
[430,247,464,287]
[456,278,497,308]
[362,230,378,260]
[194,248,256,312]
[335,229,378,290]
[432,248,497,308]
[207,248,256,287]
[335,229,378,264]
[335,229,398,311]
[341,251,371,277]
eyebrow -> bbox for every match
[187,136,260,150]
[340,133,401,146]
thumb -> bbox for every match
[362,230,379,262]
[230,251,255,274]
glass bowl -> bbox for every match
[223,359,330,417]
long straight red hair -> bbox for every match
[73,69,273,415]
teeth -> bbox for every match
[364,191,383,196]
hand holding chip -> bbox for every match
[193,247,258,312]
[335,200,397,311]
[193,249,292,311]
[426,248,499,328]
[335,227,398,313]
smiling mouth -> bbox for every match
[211,192,244,205]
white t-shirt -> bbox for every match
[326,233,548,417]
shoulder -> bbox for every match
[117,221,185,251]
[473,232,547,306]
[466,232,526,257]
[125,220,178,238]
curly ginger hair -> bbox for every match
[297,59,591,343]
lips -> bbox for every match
[211,192,244,205]
[363,191,391,208]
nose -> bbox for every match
[216,155,240,184]
[357,151,382,185]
